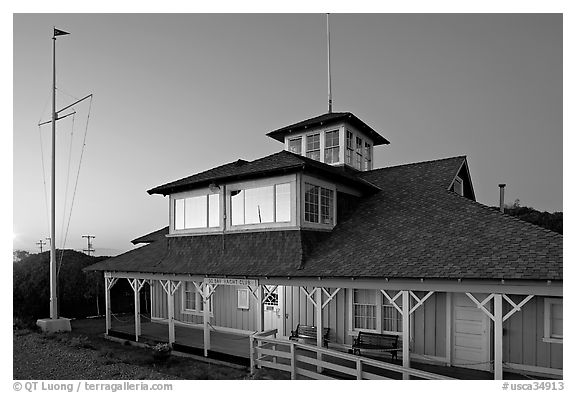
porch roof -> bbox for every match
[86,156,562,281]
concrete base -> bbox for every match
[36,318,72,333]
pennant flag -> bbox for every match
[53,28,70,37]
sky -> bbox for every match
[12,13,563,256]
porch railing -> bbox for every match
[250,330,455,380]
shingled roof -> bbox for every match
[87,156,562,281]
[266,112,390,146]
[147,150,379,196]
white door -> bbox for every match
[452,293,491,371]
[263,285,283,335]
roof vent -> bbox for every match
[235,159,248,167]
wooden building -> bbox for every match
[86,112,562,380]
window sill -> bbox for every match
[542,337,563,344]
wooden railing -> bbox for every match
[250,330,455,380]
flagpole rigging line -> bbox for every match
[57,95,93,276]
[37,124,51,239]
[59,113,76,250]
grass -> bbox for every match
[17,316,282,380]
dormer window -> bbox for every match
[174,193,220,230]
[231,183,291,226]
[364,142,372,170]
[306,133,320,161]
[355,136,363,170]
[453,176,463,196]
[324,129,340,164]
[288,137,302,155]
[304,183,334,225]
[346,130,354,165]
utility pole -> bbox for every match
[36,239,47,253]
[82,235,96,256]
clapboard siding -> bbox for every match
[412,292,446,358]
[149,283,562,371]
[503,296,562,370]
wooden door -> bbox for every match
[263,285,284,335]
[452,293,491,371]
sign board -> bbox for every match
[204,277,258,287]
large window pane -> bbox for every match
[551,303,563,338]
[306,133,320,161]
[175,199,185,230]
[353,289,377,330]
[320,188,334,224]
[304,184,319,223]
[325,130,340,164]
[185,195,207,228]
[355,136,363,170]
[289,138,302,155]
[275,183,291,222]
[231,190,245,225]
[208,194,220,227]
[245,186,274,224]
[346,130,353,165]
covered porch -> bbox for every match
[103,272,562,380]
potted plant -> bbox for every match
[152,342,171,362]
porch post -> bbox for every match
[104,276,111,335]
[494,294,503,380]
[446,292,452,366]
[133,281,141,341]
[315,287,323,373]
[402,290,410,380]
[257,285,265,332]
[167,281,175,345]
[203,283,210,357]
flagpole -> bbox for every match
[38,27,72,332]
[50,30,58,320]
[327,13,332,113]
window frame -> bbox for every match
[288,137,303,155]
[170,188,222,235]
[305,133,321,161]
[355,136,363,170]
[226,174,297,231]
[324,129,340,164]
[301,175,337,229]
[237,288,250,310]
[543,297,563,344]
[453,176,464,196]
[364,142,372,170]
[351,289,379,333]
[181,282,213,317]
[345,130,354,166]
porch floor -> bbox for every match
[109,317,534,380]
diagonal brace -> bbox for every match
[381,290,404,315]
[409,291,435,315]
[300,287,318,308]
[321,287,341,309]
[466,293,495,321]
[503,294,534,322]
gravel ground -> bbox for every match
[13,330,177,380]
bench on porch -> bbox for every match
[289,324,330,347]
[351,331,400,360]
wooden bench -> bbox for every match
[351,331,400,360]
[289,324,330,347]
